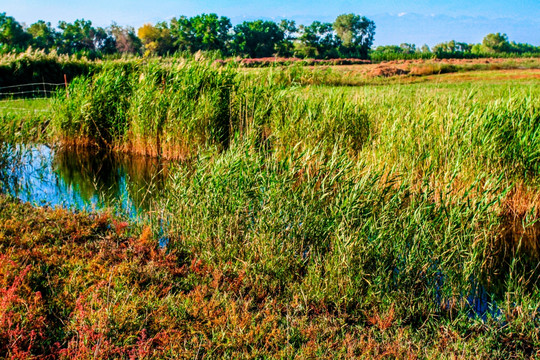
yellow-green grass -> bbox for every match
[0,98,52,142]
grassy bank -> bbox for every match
[1,195,539,358]
[1,58,540,357]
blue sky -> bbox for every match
[2,0,539,46]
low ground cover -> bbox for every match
[1,195,539,358]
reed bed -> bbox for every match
[52,60,372,157]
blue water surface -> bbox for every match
[0,143,168,220]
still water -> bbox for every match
[0,143,168,218]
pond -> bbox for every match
[0,143,169,219]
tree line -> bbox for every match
[0,12,375,59]
[1,12,538,61]
[372,33,540,61]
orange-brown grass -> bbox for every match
[122,136,195,160]
[497,182,540,259]
[55,136,102,150]
[280,57,540,83]
[58,133,195,161]
[3,196,537,358]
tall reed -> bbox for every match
[127,60,235,158]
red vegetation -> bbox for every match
[214,57,371,67]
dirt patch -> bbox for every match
[368,66,409,77]
[340,57,540,78]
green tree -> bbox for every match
[170,14,231,54]
[374,45,403,54]
[509,41,540,54]
[420,44,431,53]
[399,43,416,54]
[482,33,511,53]
[231,20,285,58]
[433,40,472,54]
[57,19,116,56]
[297,21,339,59]
[276,19,297,56]
[27,20,57,50]
[58,19,93,53]
[333,13,375,58]
[94,26,116,54]
[0,13,30,51]
[471,43,483,54]
[433,41,453,53]
[58,19,95,54]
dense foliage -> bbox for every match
[371,33,540,62]
[0,50,95,88]
[2,11,539,61]
[0,12,376,60]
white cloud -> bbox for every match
[398,12,407,17]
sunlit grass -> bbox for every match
[1,59,540,357]
[0,98,52,142]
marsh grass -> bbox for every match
[3,58,540,357]
[53,62,137,146]
[127,60,235,158]
[163,142,521,309]
[52,60,236,158]
[53,60,374,158]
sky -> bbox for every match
[2,0,539,46]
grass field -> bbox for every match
[0,98,51,143]
[1,59,540,358]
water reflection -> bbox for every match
[0,143,168,218]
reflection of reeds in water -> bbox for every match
[0,143,14,191]
[52,146,168,212]
[0,144,51,199]
[53,146,121,202]
[117,151,168,211]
